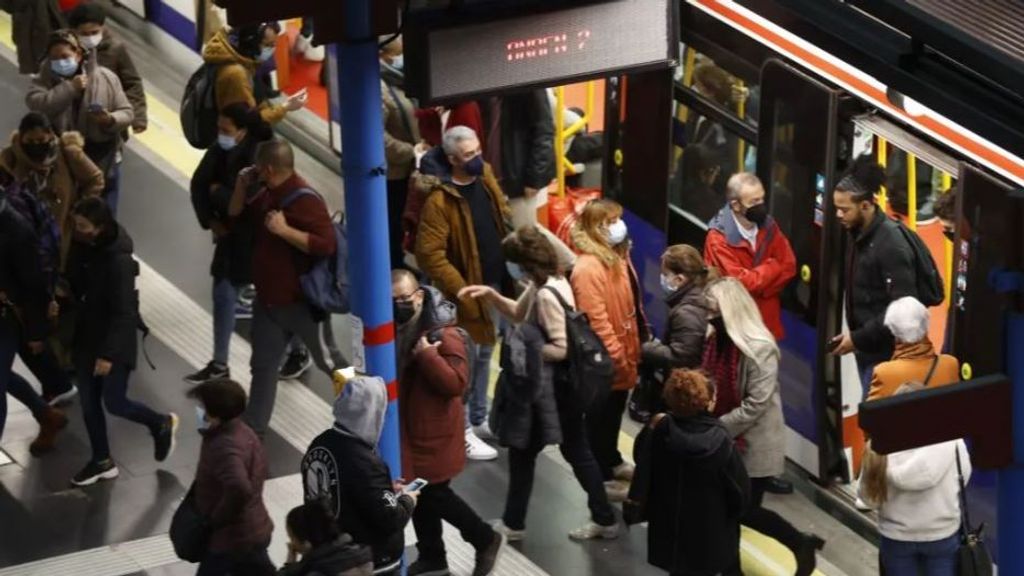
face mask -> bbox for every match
[393,300,416,325]
[259,46,276,62]
[507,261,526,281]
[606,219,628,245]
[217,133,238,151]
[79,32,103,50]
[943,229,955,242]
[195,405,210,431]
[463,155,485,177]
[22,140,56,163]
[391,54,404,71]
[660,273,678,295]
[50,57,79,78]
[744,203,769,226]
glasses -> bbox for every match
[393,292,417,304]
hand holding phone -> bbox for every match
[403,478,428,494]
[826,335,841,353]
[87,102,105,114]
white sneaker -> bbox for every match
[568,521,620,541]
[612,462,635,482]
[854,496,874,512]
[465,429,498,461]
[492,519,526,542]
[293,33,312,55]
[472,422,496,441]
[304,44,325,62]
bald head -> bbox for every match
[254,139,295,188]
[391,269,418,293]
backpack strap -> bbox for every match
[541,285,574,312]
[923,355,940,386]
[279,187,323,210]
[752,221,777,266]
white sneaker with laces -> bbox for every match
[465,429,498,461]
[568,521,620,541]
[472,422,496,441]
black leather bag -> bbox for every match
[955,447,993,576]
[169,486,211,563]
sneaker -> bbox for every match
[472,421,496,441]
[234,301,253,320]
[492,519,526,542]
[237,285,256,306]
[604,480,629,503]
[854,496,874,512]
[764,476,794,495]
[30,407,68,456]
[406,558,450,576]
[465,429,498,461]
[473,530,505,576]
[304,44,325,62]
[612,461,635,482]
[44,385,78,407]
[279,349,313,380]
[293,33,313,55]
[183,361,229,385]
[568,521,620,541]
[71,459,119,486]
[154,413,179,462]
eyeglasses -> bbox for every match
[393,292,417,304]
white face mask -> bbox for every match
[606,219,628,246]
[217,133,238,151]
[79,32,103,50]
[195,405,210,431]
[259,46,275,62]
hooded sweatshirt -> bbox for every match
[201,28,287,125]
[302,376,413,575]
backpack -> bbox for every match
[180,64,219,149]
[280,188,351,315]
[3,184,61,293]
[894,220,945,307]
[541,286,613,408]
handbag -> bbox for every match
[169,485,211,563]
[955,446,993,576]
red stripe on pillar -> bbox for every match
[364,322,395,346]
[386,379,399,401]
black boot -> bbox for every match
[794,533,825,576]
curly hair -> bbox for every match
[503,225,559,283]
[663,369,715,417]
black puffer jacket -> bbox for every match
[641,282,709,369]
[846,210,917,363]
[480,90,555,199]
[66,224,140,368]
[490,322,562,450]
[278,534,373,576]
[0,195,48,341]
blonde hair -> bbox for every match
[859,382,925,506]
[705,277,778,360]
[578,199,624,251]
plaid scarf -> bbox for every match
[702,334,742,420]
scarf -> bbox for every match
[702,334,742,420]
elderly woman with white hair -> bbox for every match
[867,297,960,401]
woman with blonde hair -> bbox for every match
[703,277,824,576]
[569,199,647,505]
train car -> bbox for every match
[598,0,1024,559]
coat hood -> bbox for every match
[202,28,256,68]
[570,222,620,268]
[4,130,84,174]
[333,374,388,448]
[93,223,134,256]
[663,414,734,469]
[666,279,708,310]
[708,204,777,248]
[419,285,458,331]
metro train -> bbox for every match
[596,0,1024,559]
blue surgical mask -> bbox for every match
[606,219,628,246]
[660,273,678,295]
[391,55,404,71]
[195,405,210,431]
[464,154,485,177]
[507,261,525,281]
[50,57,79,78]
[217,133,238,151]
[259,46,275,62]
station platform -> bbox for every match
[0,9,878,576]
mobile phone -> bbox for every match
[427,330,442,345]
[404,478,428,493]
[87,102,104,113]
[826,336,841,353]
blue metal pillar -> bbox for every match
[998,311,1024,573]
[337,1,400,473]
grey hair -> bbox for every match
[726,172,763,201]
[442,125,479,157]
[884,297,930,344]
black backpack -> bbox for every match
[180,64,219,149]
[541,286,613,408]
[894,220,945,307]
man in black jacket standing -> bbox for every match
[829,158,917,396]
[302,375,416,576]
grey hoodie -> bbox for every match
[333,375,387,448]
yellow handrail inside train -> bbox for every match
[907,152,917,230]
[941,172,954,304]
[877,137,888,211]
[554,82,597,198]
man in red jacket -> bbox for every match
[703,172,796,494]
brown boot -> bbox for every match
[30,407,69,456]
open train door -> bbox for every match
[755,59,846,482]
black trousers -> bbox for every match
[587,389,629,480]
[744,477,803,554]
[386,178,410,270]
[412,480,494,563]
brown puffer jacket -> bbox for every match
[0,130,104,269]
[201,28,286,125]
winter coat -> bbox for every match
[201,28,287,125]
[490,322,562,450]
[26,56,133,173]
[397,286,470,484]
[720,338,785,478]
[0,130,103,268]
[480,91,555,199]
[92,30,147,133]
[416,101,484,148]
[569,224,642,391]
[846,210,918,364]
[0,194,49,341]
[381,79,419,181]
[193,418,274,554]
[66,224,140,368]
[277,535,373,576]
[413,149,511,345]
[5,0,63,74]
[641,281,709,370]
[704,205,797,340]
[643,414,749,576]
[867,339,959,402]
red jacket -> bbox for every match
[246,173,336,308]
[399,326,470,483]
[703,206,797,340]
[415,102,485,148]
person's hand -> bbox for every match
[72,74,88,92]
[830,333,856,356]
[238,166,258,188]
[285,88,309,112]
[457,285,495,301]
[94,358,112,376]
[731,83,750,104]
[414,141,430,155]
[132,125,147,135]
[523,187,540,199]
[27,340,45,355]
[649,412,667,429]
[285,541,301,564]
[265,210,289,236]
[210,220,229,239]
[48,300,60,320]
[414,335,441,356]
[90,110,115,128]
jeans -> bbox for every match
[7,371,49,419]
[386,178,409,270]
[857,355,879,400]
[18,339,74,398]
[466,342,494,427]
[588,389,629,480]
[76,359,166,462]
[743,477,804,556]
[503,396,616,530]
[212,278,239,365]
[413,480,494,562]
[196,546,273,576]
[104,161,122,217]
[880,534,959,576]
[245,302,348,436]
[0,314,18,440]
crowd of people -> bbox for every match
[0,4,977,576]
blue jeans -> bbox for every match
[880,533,959,576]
[466,342,493,427]
[0,314,18,440]
[76,360,166,462]
[212,279,238,365]
[104,161,122,217]
[7,371,49,418]
[857,355,879,400]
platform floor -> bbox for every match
[0,10,879,576]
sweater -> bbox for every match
[514,277,574,361]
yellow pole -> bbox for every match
[673,47,698,166]
[907,153,917,230]
[877,137,888,212]
[736,80,746,171]
[555,86,566,198]
[941,172,954,304]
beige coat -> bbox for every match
[720,338,785,479]
[381,80,419,180]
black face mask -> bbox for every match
[943,229,956,243]
[393,300,416,325]
[23,140,56,164]
[744,203,769,226]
